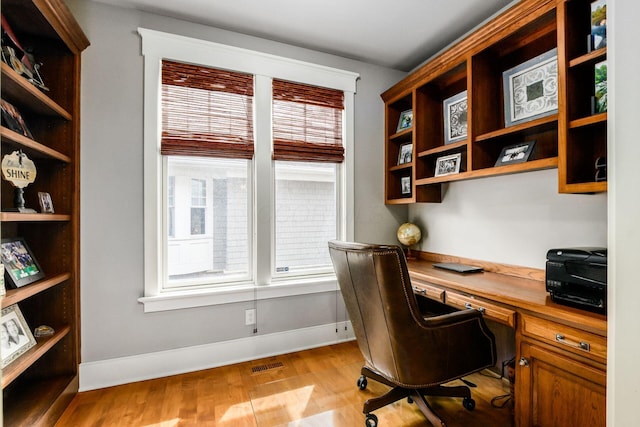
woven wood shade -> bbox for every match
[272,79,344,163]
[161,60,254,159]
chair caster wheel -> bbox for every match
[463,397,476,411]
[365,413,378,427]
[357,375,368,390]
[407,396,414,404]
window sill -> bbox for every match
[138,276,338,313]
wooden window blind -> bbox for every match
[272,79,344,163]
[161,60,254,159]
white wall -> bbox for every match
[68,0,405,371]
[409,169,607,269]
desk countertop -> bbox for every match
[406,256,607,337]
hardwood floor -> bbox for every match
[56,341,513,426]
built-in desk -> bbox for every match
[407,253,607,427]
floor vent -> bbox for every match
[251,361,284,374]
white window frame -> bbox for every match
[138,29,358,312]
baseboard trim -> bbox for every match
[79,321,354,391]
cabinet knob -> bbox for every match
[519,357,529,367]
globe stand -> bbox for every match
[404,246,417,260]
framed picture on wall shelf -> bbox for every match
[1,304,37,368]
[593,60,607,114]
[495,141,536,166]
[396,109,413,132]
[443,91,468,145]
[38,192,55,213]
[502,49,558,127]
[401,176,411,195]
[434,153,462,177]
[590,0,607,51]
[1,237,45,288]
[398,142,413,165]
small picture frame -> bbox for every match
[1,304,37,368]
[396,109,413,132]
[401,176,411,195]
[590,0,607,51]
[502,48,558,127]
[434,153,462,177]
[443,90,468,145]
[398,142,413,165]
[38,192,54,213]
[495,141,536,166]
[1,237,45,288]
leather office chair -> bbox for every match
[328,241,496,427]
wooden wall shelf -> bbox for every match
[1,0,88,424]
[382,0,607,203]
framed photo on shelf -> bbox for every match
[502,48,558,127]
[397,142,413,165]
[434,153,462,177]
[396,109,413,132]
[590,0,607,51]
[38,192,54,213]
[593,60,607,114]
[1,304,37,368]
[1,237,45,288]
[443,90,468,145]
[495,141,536,166]
[401,176,411,195]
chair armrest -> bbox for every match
[421,308,483,328]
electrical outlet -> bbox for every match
[245,308,256,325]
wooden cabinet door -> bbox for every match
[516,341,606,427]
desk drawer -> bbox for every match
[413,282,445,303]
[446,291,516,328]
[520,314,607,362]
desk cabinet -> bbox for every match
[516,315,606,426]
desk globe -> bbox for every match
[397,223,421,260]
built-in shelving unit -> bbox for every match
[1,0,89,425]
[382,0,607,203]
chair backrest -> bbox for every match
[328,240,496,387]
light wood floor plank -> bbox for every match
[56,341,513,426]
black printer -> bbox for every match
[545,247,607,314]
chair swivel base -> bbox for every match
[358,366,475,427]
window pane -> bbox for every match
[274,161,337,274]
[168,176,175,238]
[167,156,250,287]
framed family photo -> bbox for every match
[397,142,413,165]
[1,237,45,288]
[443,91,468,145]
[495,141,536,166]
[396,109,413,132]
[401,176,411,195]
[434,153,462,177]
[38,192,55,213]
[502,48,558,127]
[1,304,36,368]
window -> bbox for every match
[140,28,358,311]
[190,179,206,235]
[272,80,345,278]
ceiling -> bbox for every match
[93,0,515,71]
